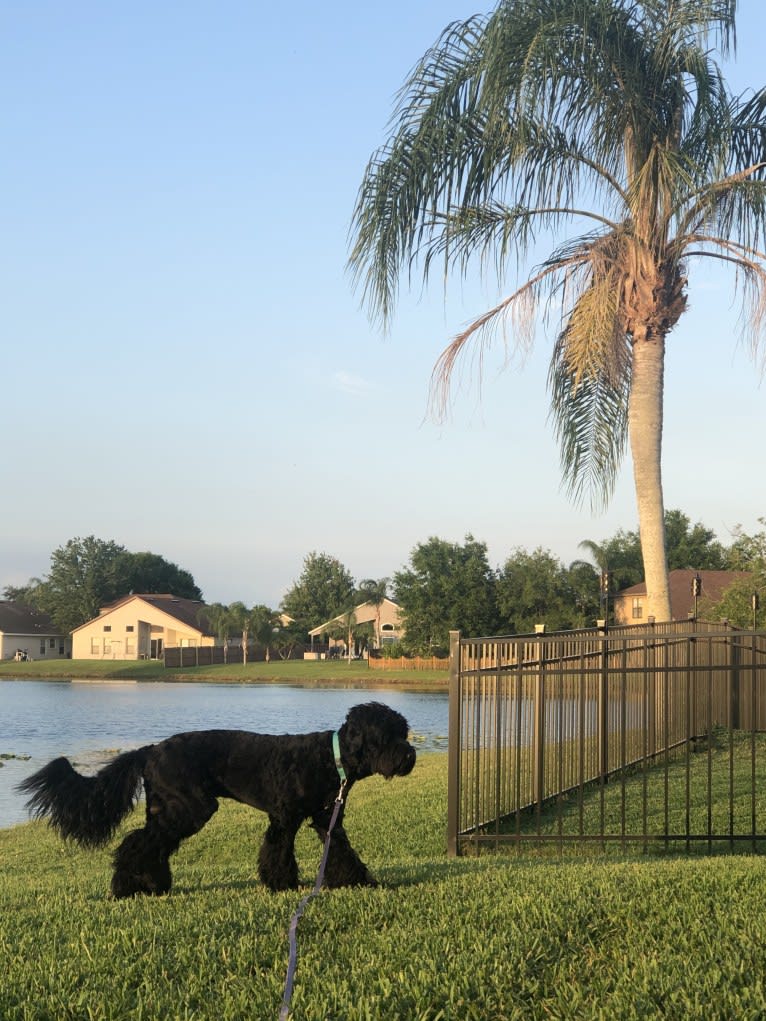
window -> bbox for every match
[103,639,112,654]
[103,625,112,633]
[125,637,135,655]
[632,597,643,620]
[91,638,100,655]
[126,625,134,633]
[40,641,46,655]
[49,638,56,648]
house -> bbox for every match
[71,593,215,661]
[307,598,403,657]
[0,601,72,660]
[613,570,751,624]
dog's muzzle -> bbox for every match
[388,741,416,778]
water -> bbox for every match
[0,679,448,830]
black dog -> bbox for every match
[18,702,416,898]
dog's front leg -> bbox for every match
[258,816,300,891]
[312,815,377,889]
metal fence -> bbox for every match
[447,621,766,855]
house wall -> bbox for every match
[72,601,214,660]
[1,633,71,660]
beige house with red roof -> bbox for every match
[71,594,215,660]
[307,597,403,656]
[613,570,750,624]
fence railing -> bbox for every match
[447,621,766,855]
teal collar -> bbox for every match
[332,731,346,783]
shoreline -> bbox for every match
[0,660,449,692]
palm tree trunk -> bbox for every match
[628,334,671,622]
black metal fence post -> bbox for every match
[446,629,461,856]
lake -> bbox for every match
[0,679,449,830]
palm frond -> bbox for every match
[548,312,631,510]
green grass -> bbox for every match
[3,755,766,1019]
[0,658,448,687]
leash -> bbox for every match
[278,734,347,1021]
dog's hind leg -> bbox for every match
[258,816,301,891]
[111,827,173,898]
[111,787,218,898]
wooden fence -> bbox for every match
[163,644,304,668]
[368,655,449,671]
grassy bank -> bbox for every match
[2,755,766,1019]
[0,657,449,688]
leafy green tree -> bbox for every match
[702,577,765,630]
[496,548,595,633]
[280,552,355,630]
[393,535,498,653]
[663,510,728,571]
[115,551,202,600]
[1,581,44,609]
[726,518,766,570]
[6,537,202,633]
[351,0,766,623]
[705,518,766,627]
[580,510,729,594]
[32,537,128,634]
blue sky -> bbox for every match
[2,1,765,609]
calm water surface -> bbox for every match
[0,679,448,829]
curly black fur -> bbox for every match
[17,702,416,898]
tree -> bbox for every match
[280,552,355,630]
[248,604,281,662]
[271,620,307,660]
[226,601,251,664]
[356,577,389,649]
[115,551,202,600]
[708,517,766,627]
[351,0,766,623]
[6,537,203,634]
[496,547,596,633]
[201,602,233,661]
[580,509,729,594]
[726,518,766,570]
[32,537,128,634]
[393,535,498,653]
[663,510,728,571]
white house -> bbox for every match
[0,602,71,661]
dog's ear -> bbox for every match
[338,709,367,768]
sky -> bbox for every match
[2,1,765,610]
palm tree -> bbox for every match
[350,0,766,621]
[248,604,280,662]
[227,601,250,664]
[356,577,389,650]
[200,603,235,663]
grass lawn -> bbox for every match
[0,657,448,688]
[2,754,766,1019]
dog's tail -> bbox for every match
[16,747,150,847]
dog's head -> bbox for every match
[338,702,416,781]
